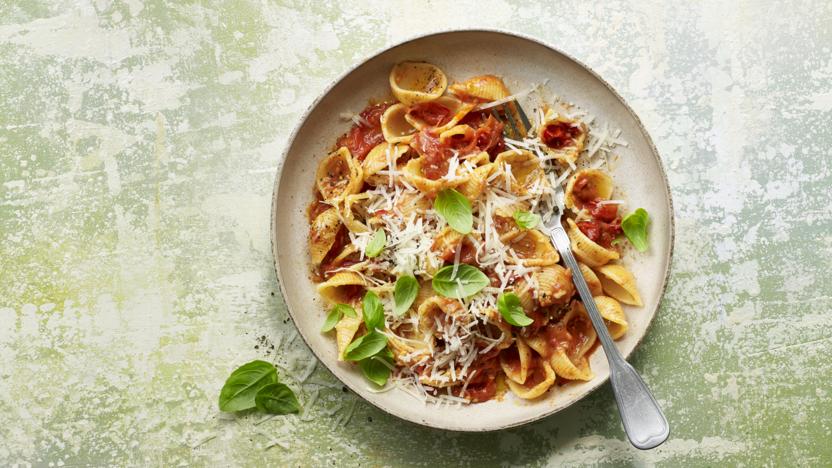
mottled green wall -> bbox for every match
[1,1,830,466]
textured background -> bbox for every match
[1,1,831,466]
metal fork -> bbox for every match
[494,101,670,450]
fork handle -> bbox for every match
[548,224,670,450]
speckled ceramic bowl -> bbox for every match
[271,29,673,431]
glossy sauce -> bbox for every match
[336,102,391,161]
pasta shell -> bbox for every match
[456,161,495,201]
[316,147,363,202]
[564,168,614,210]
[483,308,513,351]
[389,61,447,105]
[564,301,598,359]
[316,271,366,304]
[388,320,433,366]
[431,227,464,260]
[339,193,369,233]
[309,207,341,264]
[362,143,409,186]
[549,351,593,381]
[500,337,532,384]
[534,265,575,307]
[394,190,432,219]
[449,75,511,101]
[380,104,417,144]
[438,124,477,154]
[512,278,536,314]
[402,157,465,193]
[417,296,469,338]
[506,358,556,399]
[335,311,363,361]
[578,262,604,296]
[495,150,545,195]
[539,110,588,165]
[491,203,529,243]
[507,229,559,267]
[404,96,474,133]
[566,218,619,267]
[594,295,628,339]
[594,264,643,307]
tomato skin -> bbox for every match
[412,130,451,179]
[586,198,619,222]
[336,102,391,161]
[408,102,452,127]
[541,121,580,149]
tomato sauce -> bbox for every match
[500,346,522,374]
[440,238,478,265]
[307,200,330,223]
[311,226,351,282]
[412,130,451,179]
[572,175,598,207]
[577,219,621,248]
[586,199,619,223]
[336,102,391,161]
[541,121,581,149]
[523,361,547,388]
[408,102,452,127]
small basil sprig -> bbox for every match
[435,188,473,234]
[393,275,419,316]
[431,264,489,299]
[497,292,534,327]
[344,330,389,361]
[362,291,384,330]
[621,208,650,252]
[218,360,300,415]
[366,229,386,258]
[513,210,540,229]
[321,304,357,332]
[358,348,394,387]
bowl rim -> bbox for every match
[270,28,675,432]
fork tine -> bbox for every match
[513,100,533,133]
[499,103,521,139]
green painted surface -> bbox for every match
[1,1,830,466]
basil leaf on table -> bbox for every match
[321,304,357,332]
[497,292,534,327]
[358,348,394,387]
[362,290,384,330]
[431,264,489,299]
[218,360,278,412]
[344,330,389,362]
[365,229,386,258]
[254,383,301,415]
[393,275,419,316]
[621,208,650,252]
[434,188,473,234]
[513,210,540,229]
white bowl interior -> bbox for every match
[272,30,672,431]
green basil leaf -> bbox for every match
[254,383,300,415]
[365,229,386,258]
[497,292,534,327]
[218,360,278,412]
[435,188,473,234]
[362,291,384,330]
[621,208,650,252]
[431,264,489,299]
[321,304,356,332]
[513,210,540,229]
[344,330,389,361]
[358,348,394,387]
[393,275,419,316]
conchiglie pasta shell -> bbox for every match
[412,279,435,311]
[388,321,433,366]
[449,75,511,101]
[564,168,614,210]
[534,265,575,307]
[316,147,363,202]
[389,61,447,105]
[402,157,465,193]
[539,111,588,165]
[500,337,532,384]
[507,229,559,266]
[456,162,495,201]
[523,332,548,357]
[362,143,408,179]
[394,190,432,219]
[309,207,341,264]
[549,351,593,381]
[341,193,369,233]
[380,104,417,144]
[431,226,464,259]
[438,124,476,148]
[316,271,366,304]
[417,296,468,337]
[594,263,643,307]
[335,312,363,361]
[566,218,619,267]
[495,150,545,195]
[512,279,536,314]
[405,96,474,133]
[594,295,628,339]
[483,307,513,351]
[492,203,529,243]
[563,301,598,359]
[507,359,556,399]
[578,262,604,296]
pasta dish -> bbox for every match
[307,61,645,404]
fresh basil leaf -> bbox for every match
[321,304,356,332]
[435,188,473,234]
[254,383,300,415]
[358,348,394,387]
[431,264,489,299]
[362,291,384,330]
[393,275,419,316]
[497,292,534,327]
[344,330,389,361]
[621,208,650,252]
[513,210,540,229]
[365,229,386,258]
[218,360,278,412]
